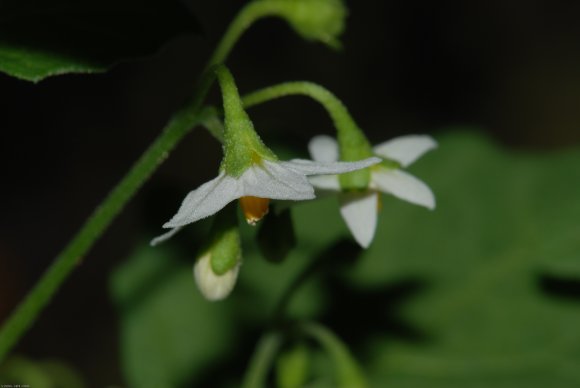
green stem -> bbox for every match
[207,1,279,67]
[242,81,373,189]
[0,98,207,362]
[242,81,373,156]
[299,322,367,388]
[199,106,225,143]
[241,331,283,388]
[270,245,332,323]
[0,0,281,362]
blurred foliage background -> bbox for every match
[1,0,580,386]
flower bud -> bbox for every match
[274,0,347,49]
[194,251,240,301]
[193,203,242,301]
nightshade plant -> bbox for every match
[3,0,580,387]
[0,0,446,386]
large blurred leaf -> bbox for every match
[111,230,331,387]
[286,131,580,387]
[0,0,199,82]
[0,357,86,388]
[113,130,580,386]
[110,245,236,388]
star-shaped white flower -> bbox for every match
[152,156,380,245]
[308,134,437,248]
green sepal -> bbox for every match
[380,158,401,170]
[216,65,278,177]
[337,123,374,190]
[206,204,242,276]
[338,169,372,192]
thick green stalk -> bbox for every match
[0,96,209,362]
[216,65,278,177]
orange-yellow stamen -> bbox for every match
[240,196,270,225]
[377,194,383,213]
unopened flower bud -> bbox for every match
[194,252,240,301]
[193,203,242,301]
[273,0,347,49]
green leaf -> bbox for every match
[110,245,235,388]
[287,130,580,386]
[111,130,580,386]
[235,216,329,324]
[0,0,199,82]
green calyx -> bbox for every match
[338,168,372,193]
[206,204,242,276]
[216,65,277,178]
[380,158,401,170]
[268,0,347,49]
[337,122,374,191]
[209,227,241,275]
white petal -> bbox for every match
[372,169,435,209]
[339,191,379,248]
[281,157,380,176]
[373,135,437,167]
[308,175,341,191]
[163,172,242,228]
[240,160,315,200]
[150,226,184,246]
[194,252,240,301]
[308,135,339,162]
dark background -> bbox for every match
[1,0,580,385]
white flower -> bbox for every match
[308,134,437,248]
[151,156,380,245]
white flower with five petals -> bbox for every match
[308,134,437,248]
[152,156,381,245]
